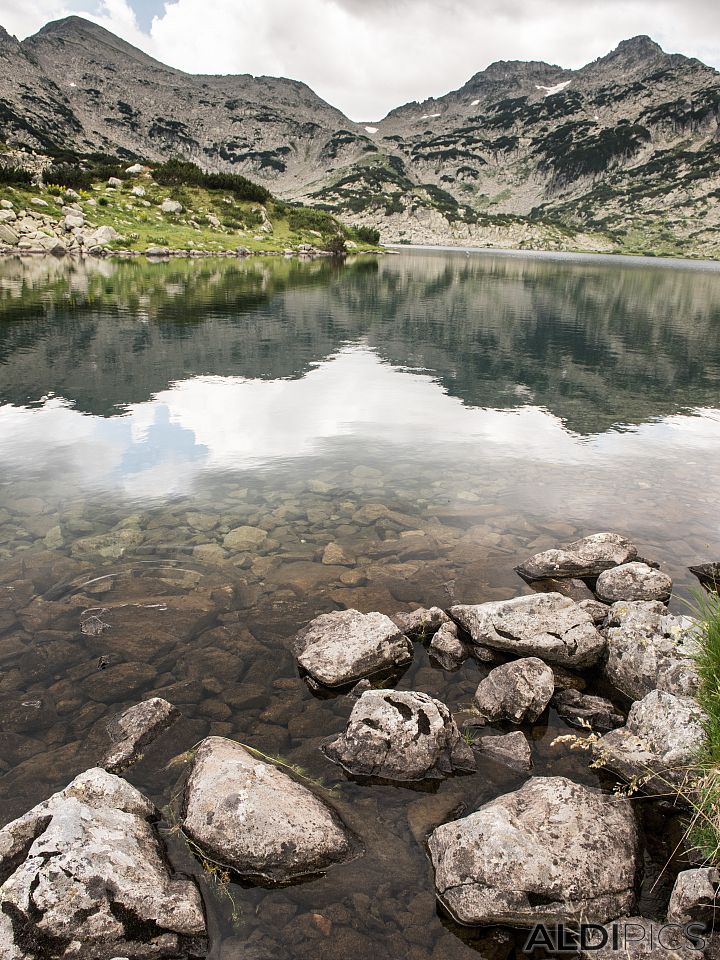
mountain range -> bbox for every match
[1,17,719,256]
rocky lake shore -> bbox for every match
[1,530,717,959]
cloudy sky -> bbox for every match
[2,0,720,119]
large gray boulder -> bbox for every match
[294,609,412,687]
[594,690,707,792]
[428,776,639,927]
[182,737,354,882]
[323,689,475,782]
[475,731,533,772]
[451,594,605,668]
[393,606,449,639]
[428,620,469,670]
[516,533,638,582]
[595,563,672,604]
[0,768,206,959]
[604,601,700,701]
[101,697,180,773]
[474,657,554,724]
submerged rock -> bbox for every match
[294,609,412,687]
[595,562,672,604]
[451,593,605,668]
[515,532,638,582]
[101,697,180,773]
[428,621,469,670]
[323,689,475,782]
[428,776,639,927]
[0,768,206,959]
[475,731,533,772]
[594,690,707,792]
[553,688,625,733]
[182,737,354,882]
[474,657,554,724]
[604,601,700,701]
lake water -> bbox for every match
[1,249,720,958]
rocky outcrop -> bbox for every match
[594,690,707,792]
[294,608,413,687]
[451,594,605,668]
[101,696,180,773]
[182,737,355,882]
[428,776,639,927]
[516,533,639,582]
[552,688,625,732]
[474,657,554,724]
[323,689,475,782]
[595,562,672,603]
[0,768,206,959]
[604,601,700,701]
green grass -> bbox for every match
[0,175,380,256]
[687,589,720,861]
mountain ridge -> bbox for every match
[1,18,719,258]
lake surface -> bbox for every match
[1,249,720,958]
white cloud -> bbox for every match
[2,0,720,119]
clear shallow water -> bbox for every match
[1,250,720,958]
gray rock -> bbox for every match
[429,620,469,670]
[474,657,554,724]
[294,608,413,687]
[428,776,639,927]
[160,198,183,214]
[0,209,17,222]
[604,601,700,701]
[578,598,611,623]
[596,562,672,603]
[516,532,638,581]
[88,224,120,245]
[63,213,84,230]
[125,164,147,175]
[594,690,707,792]
[145,246,170,257]
[182,736,354,882]
[107,176,122,186]
[553,688,625,732]
[131,185,146,197]
[0,768,206,958]
[323,689,475,782]
[476,731,533,771]
[0,224,19,246]
[579,918,704,958]
[667,868,720,925]
[393,606,449,639]
[102,697,180,773]
[451,593,605,668]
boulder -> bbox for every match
[516,532,638,582]
[145,246,170,257]
[160,199,183,214]
[667,868,720,925]
[88,224,120,246]
[321,542,355,566]
[474,657,554,724]
[294,609,413,687]
[428,776,639,927]
[182,737,354,882]
[553,688,625,732]
[604,601,699,701]
[131,185,146,197]
[223,524,267,551]
[125,163,147,175]
[101,697,180,773]
[451,593,605,668]
[429,621,469,670]
[63,213,84,231]
[107,176,123,187]
[393,606,449,639]
[0,768,206,958]
[0,224,19,246]
[595,563,672,604]
[0,209,16,222]
[475,731,533,771]
[594,690,707,792]
[323,689,475,782]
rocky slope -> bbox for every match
[1,18,719,256]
